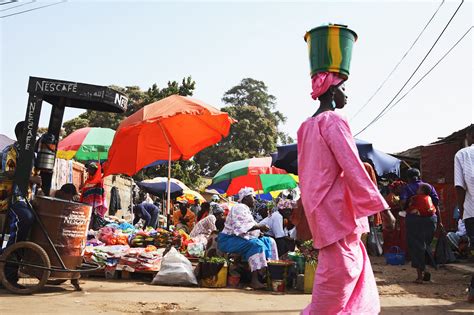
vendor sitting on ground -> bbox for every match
[172,200,196,233]
[217,187,279,289]
[252,200,269,223]
[260,198,297,257]
[211,194,220,203]
[54,183,80,202]
[190,197,201,216]
[204,203,227,257]
[191,203,225,238]
[190,202,225,247]
[447,219,469,257]
[196,202,211,222]
[133,202,159,229]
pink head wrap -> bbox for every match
[311,72,344,100]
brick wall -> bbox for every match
[421,142,463,231]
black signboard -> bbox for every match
[27,77,128,113]
[14,77,129,197]
[14,95,43,196]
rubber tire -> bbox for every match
[46,279,68,285]
[0,241,51,294]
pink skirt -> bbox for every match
[302,233,380,315]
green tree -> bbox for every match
[195,78,292,176]
[63,117,89,136]
[142,77,195,106]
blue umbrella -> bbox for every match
[273,140,400,177]
[141,160,168,170]
[256,193,273,201]
[137,179,183,198]
[206,179,230,194]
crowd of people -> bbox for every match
[127,185,303,289]
[1,111,473,312]
[0,21,473,315]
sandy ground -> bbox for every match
[0,257,473,315]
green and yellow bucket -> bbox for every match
[304,24,358,80]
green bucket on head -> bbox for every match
[304,24,358,80]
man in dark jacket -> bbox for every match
[133,202,159,228]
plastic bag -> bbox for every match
[367,226,383,256]
[151,247,198,286]
[435,232,456,264]
[90,211,108,231]
[187,242,205,258]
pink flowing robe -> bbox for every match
[298,111,388,315]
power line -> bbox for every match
[350,0,445,122]
[371,26,473,122]
[0,0,65,19]
[0,1,18,6]
[355,0,464,136]
[354,0,465,137]
[0,0,35,12]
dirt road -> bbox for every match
[1,257,472,314]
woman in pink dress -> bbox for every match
[298,72,393,315]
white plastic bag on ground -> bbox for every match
[151,247,198,286]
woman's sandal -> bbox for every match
[413,279,424,284]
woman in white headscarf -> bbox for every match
[190,203,225,239]
[190,202,226,253]
[217,187,278,289]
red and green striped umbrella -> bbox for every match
[209,157,295,196]
[57,127,115,161]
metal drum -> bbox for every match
[28,196,92,279]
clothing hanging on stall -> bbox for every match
[109,186,122,216]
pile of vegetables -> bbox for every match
[129,228,187,251]
[199,256,227,264]
[297,240,319,264]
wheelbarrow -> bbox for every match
[0,196,100,294]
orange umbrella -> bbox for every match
[104,94,235,215]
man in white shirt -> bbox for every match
[260,199,296,257]
[454,124,474,303]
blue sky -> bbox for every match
[1,0,472,153]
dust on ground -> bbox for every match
[1,256,473,314]
[371,256,471,302]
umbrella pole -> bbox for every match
[162,192,165,226]
[157,122,173,229]
[167,144,171,228]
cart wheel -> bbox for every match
[46,279,68,285]
[0,241,51,294]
